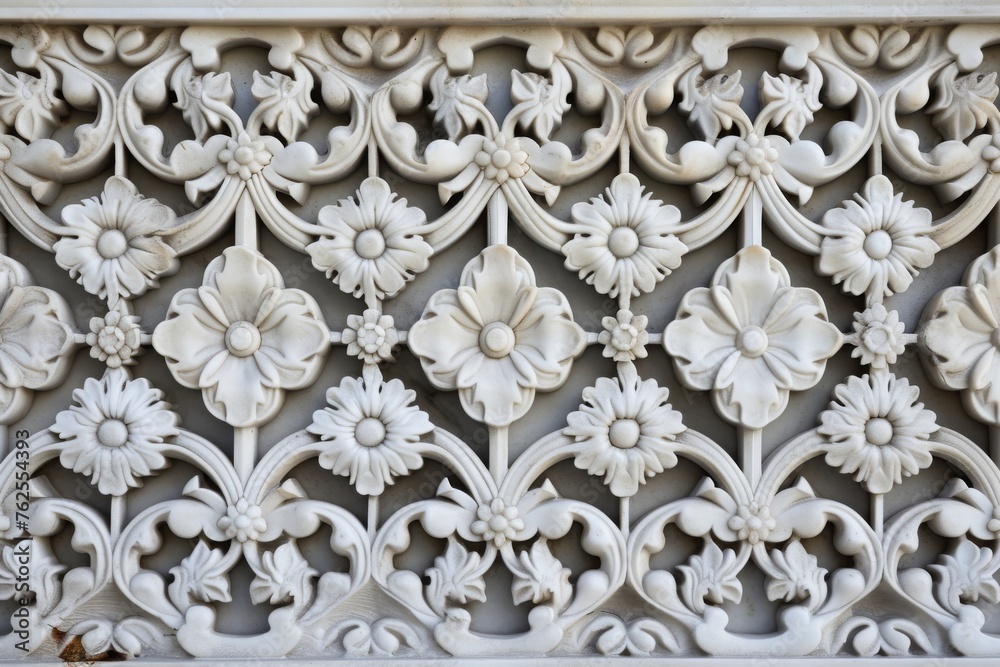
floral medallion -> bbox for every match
[308,365,433,495]
[664,246,842,429]
[152,246,330,427]
[408,245,586,426]
[54,176,179,305]
[52,368,180,496]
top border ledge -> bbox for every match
[2,0,999,26]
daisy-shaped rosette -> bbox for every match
[818,372,938,494]
[53,176,180,305]
[307,365,433,495]
[564,364,685,497]
[51,368,180,496]
[306,177,433,302]
[664,246,842,429]
[0,255,76,424]
[920,245,1000,424]
[817,175,939,303]
[408,245,586,427]
[152,246,330,428]
[562,173,688,300]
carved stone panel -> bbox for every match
[1,19,1000,663]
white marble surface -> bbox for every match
[0,19,999,663]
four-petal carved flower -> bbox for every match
[308,365,433,495]
[759,73,822,142]
[306,177,433,302]
[565,364,685,497]
[665,246,842,429]
[0,255,76,424]
[153,246,330,427]
[921,246,1000,424]
[408,245,586,427]
[52,368,179,496]
[563,173,687,299]
[54,176,179,305]
[817,175,939,303]
[818,372,938,494]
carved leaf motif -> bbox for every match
[928,64,999,141]
[679,69,744,142]
[760,72,822,141]
[424,538,487,616]
[511,539,572,608]
[510,70,570,141]
[171,61,235,142]
[677,541,743,613]
[252,70,319,143]
[579,615,679,656]
[0,69,66,141]
[324,27,423,69]
[0,545,19,601]
[168,541,232,610]
[65,617,160,658]
[835,616,934,656]
[927,538,1000,615]
[765,540,828,610]
[29,541,67,617]
[877,618,934,656]
[428,67,488,141]
[326,618,421,656]
[250,542,319,605]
